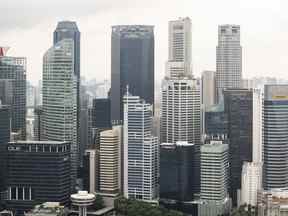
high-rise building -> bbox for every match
[5,141,71,214]
[0,105,10,207]
[199,141,231,216]
[160,142,196,202]
[110,25,154,122]
[201,71,216,110]
[123,93,158,201]
[263,85,288,190]
[224,89,262,204]
[33,106,43,141]
[0,47,26,138]
[166,17,192,78]
[240,162,262,207]
[83,149,98,193]
[54,21,81,168]
[99,126,122,195]
[216,25,242,102]
[161,78,201,146]
[42,39,78,189]
[92,98,112,129]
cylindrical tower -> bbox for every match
[71,191,95,216]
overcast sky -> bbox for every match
[1,0,287,84]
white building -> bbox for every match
[166,17,192,79]
[240,162,262,207]
[199,140,231,216]
[161,78,201,146]
[99,126,122,195]
[201,70,216,110]
[216,25,242,102]
[42,39,78,188]
[123,93,159,201]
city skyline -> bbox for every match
[1,0,288,84]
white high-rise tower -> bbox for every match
[42,39,78,188]
[123,93,159,201]
[216,25,242,102]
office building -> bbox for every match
[0,47,26,138]
[240,162,262,207]
[92,98,112,129]
[110,25,154,121]
[123,93,159,201]
[166,17,192,78]
[42,39,78,189]
[201,71,216,110]
[83,149,98,193]
[224,89,262,204]
[216,25,242,102]
[33,106,43,141]
[5,141,71,214]
[263,85,288,190]
[161,78,201,146]
[0,105,10,207]
[99,126,122,195]
[204,103,228,140]
[160,142,195,202]
[199,141,230,216]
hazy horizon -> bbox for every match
[1,0,288,85]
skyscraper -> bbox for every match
[110,25,154,121]
[123,93,159,201]
[161,78,201,146]
[166,17,192,78]
[0,47,26,138]
[263,85,288,190]
[224,88,262,204]
[216,25,242,102]
[199,141,230,216]
[42,39,78,189]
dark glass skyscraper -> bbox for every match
[111,25,154,121]
[0,48,26,138]
[92,98,112,129]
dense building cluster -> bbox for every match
[1,17,288,216]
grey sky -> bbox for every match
[1,0,287,84]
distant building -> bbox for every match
[201,71,216,110]
[83,149,98,193]
[240,162,262,207]
[199,140,231,216]
[111,25,154,122]
[263,85,288,190]
[0,48,26,138]
[33,106,43,141]
[216,25,242,102]
[5,141,71,214]
[123,93,158,201]
[160,142,196,202]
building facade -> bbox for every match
[216,25,242,102]
[263,85,288,190]
[0,48,26,138]
[111,25,154,122]
[240,162,262,207]
[99,126,122,195]
[123,93,159,201]
[160,142,195,202]
[42,39,78,189]
[5,141,71,214]
[161,78,201,146]
[224,89,262,205]
[199,141,230,216]
[201,71,216,110]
